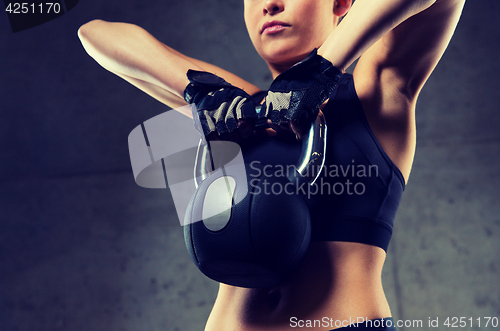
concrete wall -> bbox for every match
[1,0,499,330]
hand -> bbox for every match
[184,70,257,140]
[262,49,341,139]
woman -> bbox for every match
[78,0,465,329]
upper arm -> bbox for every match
[354,0,465,102]
[349,0,464,181]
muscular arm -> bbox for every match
[318,0,465,182]
[318,0,465,102]
[78,20,261,116]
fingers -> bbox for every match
[216,130,242,142]
[289,121,307,141]
[267,119,307,141]
[205,131,221,141]
[261,128,278,137]
[206,118,300,142]
[237,119,256,139]
[267,119,292,134]
[206,119,255,143]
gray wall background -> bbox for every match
[1,0,499,330]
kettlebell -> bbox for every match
[183,111,327,288]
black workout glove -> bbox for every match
[263,48,342,127]
[184,70,257,137]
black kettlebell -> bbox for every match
[183,111,327,288]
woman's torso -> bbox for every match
[205,72,414,331]
[206,241,390,331]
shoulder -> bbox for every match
[353,0,465,107]
[350,0,465,153]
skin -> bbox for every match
[244,0,340,77]
[78,0,466,329]
[243,0,348,139]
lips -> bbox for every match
[261,20,290,34]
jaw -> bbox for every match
[254,39,311,78]
[260,45,318,79]
[252,27,333,78]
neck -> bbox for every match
[266,52,310,79]
[267,62,291,79]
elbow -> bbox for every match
[77,19,104,41]
[77,19,113,66]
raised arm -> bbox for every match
[77,20,261,117]
[317,0,464,181]
[319,0,465,102]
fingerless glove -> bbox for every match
[184,70,257,136]
[263,49,342,126]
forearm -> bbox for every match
[78,20,261,108]
[78,20,198,100]
[318,0,437,71]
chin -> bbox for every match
[260,45,311,68]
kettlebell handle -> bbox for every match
[193,109,327,188]
[193,138,211,187]
[288,110,327,186]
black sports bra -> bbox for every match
[247,74,405,252]
[307,74,405,251]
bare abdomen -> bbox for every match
[205,241,392,331]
